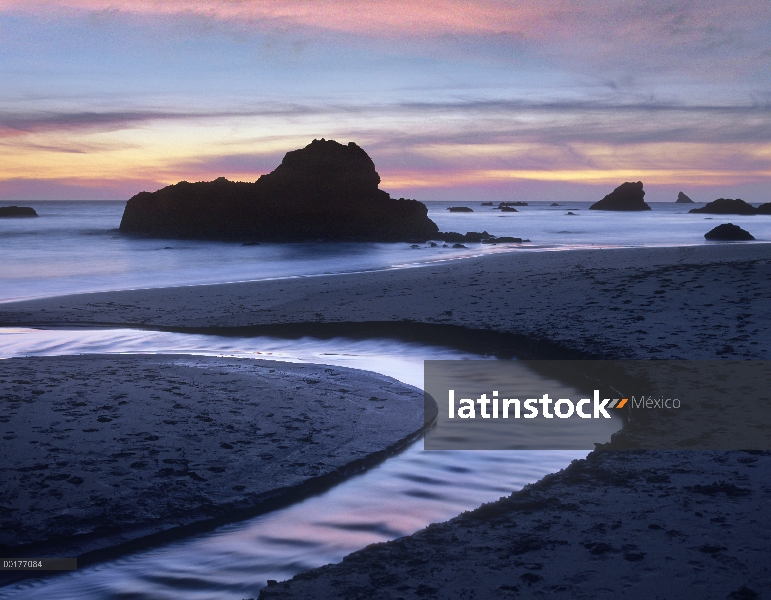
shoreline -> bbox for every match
[2,243,771,595]
[2,244,770,360]
[3,241,769,307]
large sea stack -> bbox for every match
[675,191,695,203]
[689,198,757,215]
[120,139,439,242]
[589,181,651,211]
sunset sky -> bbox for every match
[1,1,769,201]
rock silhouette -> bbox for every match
[0,206,37,217]
[689,199,757,215]
[447,207,473,212]
[704,223,755,241]
[590,182,651,211]
[756,203,771,215]
[676,192,695,203]
[120,139,439,242]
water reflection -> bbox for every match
[0,329,587,599]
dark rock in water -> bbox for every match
[590,181,650,211]
[482,236,523,243]
[439,231,466,243]
[499,207,518,212]
[676,191,695,204]
[439,230,512,243]
[566,212,577,215]
[429,241,438,247]
[447,206,473,212]
[410,244,420,249]
[757,203,771,215]
[452,243,467,248]
[689,198,756,215]
[0,206,37,217]
[551,203,560,206]
[480,202,493,206]
[462,231,489,243]
[497,201,527,207]
[704,223,755,241]
[120,139,439,242]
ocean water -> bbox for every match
[1,200,769,303]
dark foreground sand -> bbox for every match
[261,449,771,599]
[0,355,431,564]
[2,243,771,597]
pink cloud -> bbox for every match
[2,1,765,46]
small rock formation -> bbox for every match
[459,231,488,243]
[496,201,527,208]
[704,223,755,241]
[566,212,577,216]
[0,206,37,217]
[500,207,518,212]
[480,202,493,206]
[120,139,439,242]
[447,207,474,213]
[481,236,523,243]
[551,203,560,206]
[689,198,756,215]
[676,191,695,203]
[755,203,771,215]
[437,231,526,244]
[590,181,651,211]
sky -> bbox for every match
[1,1,770,202]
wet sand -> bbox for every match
[1,244,770,360]
[0,355,431,566]
[261,449,771,599]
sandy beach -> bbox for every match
[2,244,770,360]
[2,243,771,596]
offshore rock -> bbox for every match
[119,140,439,242]
[755,202,771,215]
[676,191,695,203]
[447,207,473,212]
[0,206,37,217]
[704,223,755,241]
[689,198,756,215]
[590,181,651,211]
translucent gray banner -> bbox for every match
[423,360,771,450]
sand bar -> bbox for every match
[0,355,431,564]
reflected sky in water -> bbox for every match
[0,329,587,599]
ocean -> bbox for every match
[1,199,769,303]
